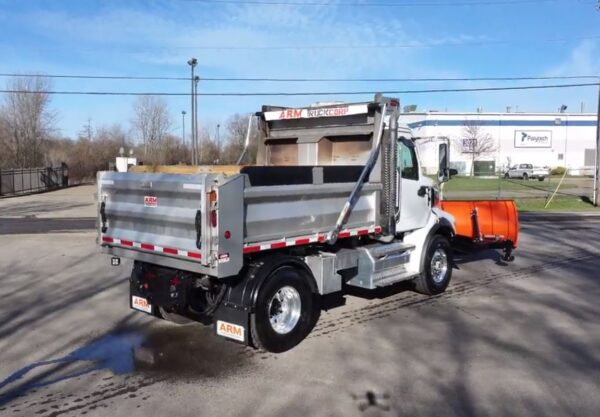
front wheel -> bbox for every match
[504,173,509,179]
[251,265,320,353]
[522,173,529,180]
[413,235,452,295]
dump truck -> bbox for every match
[97,94,518,353]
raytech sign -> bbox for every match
[514,130,552,148]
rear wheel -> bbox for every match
[413,235,452,295]
[538,176,545,182]
[251,265,319,353]
[158,307,193,324]
[522,173,529,180]
[504,173,509,179]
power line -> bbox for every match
[5,34,597,52]
[0,73,189,81]
[182,0,559,7]
[200,75,600,82]
[160,34,600,49]
[0,82,598,97]
[0,73,598,83]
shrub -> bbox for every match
[551,166,566,175]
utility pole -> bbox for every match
[187,58,198,164]
[593,82,600,206]
[181,110,186,151]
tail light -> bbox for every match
[208,190,218,228]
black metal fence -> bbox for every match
[0,164,69,197]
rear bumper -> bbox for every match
[102,245,210,275]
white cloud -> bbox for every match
[545,39,600,77]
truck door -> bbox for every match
[396,138,431,232]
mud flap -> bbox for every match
[213,303,251,346]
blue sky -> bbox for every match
[0,0,598,140]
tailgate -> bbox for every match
[97,171,210,271]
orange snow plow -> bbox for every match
[441,200,519,261]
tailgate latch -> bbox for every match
[100,201,108,233]
[195,209,202,249]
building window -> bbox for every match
[558,153,564,161]
[584,149,595,166]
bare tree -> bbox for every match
[131,96,172,163]
[0,76,56,168]
[46,123,134,182]
[0,117,11,167]
[220,114,258,165]
[458,120,497,177]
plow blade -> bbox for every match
[441,200,519,254]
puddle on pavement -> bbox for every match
[129,324,252,378]
[74,324,252,378]
[0,324,253,405]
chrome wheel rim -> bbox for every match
[268,286,301,334]
[431,249,448,284]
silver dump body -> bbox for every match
[98,95,399,278]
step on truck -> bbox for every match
[97,94,518,353]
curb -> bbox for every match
[519,211,600,221]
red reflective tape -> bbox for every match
[295,238,310,245]
[318,234,326,242]
[270,242,287,249]
[357,229,369,236]
[338,231,351,239]
[140,243,154,250]
[374,226,382,233]
[120,239,133,247]
[102,236,114,243]
[243,245,261,254]
[187,251,202,259]
[163,247,178,255]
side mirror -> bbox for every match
[438,143,450,183]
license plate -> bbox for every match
[132,295,152,314]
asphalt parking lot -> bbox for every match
[1,186,599,417]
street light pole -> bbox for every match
[181,111,186,144]
[216,123,220,164]
[187,58,198,165]
[194,75,200,164]
[593,82,600,206]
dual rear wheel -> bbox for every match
[250,264,320,353]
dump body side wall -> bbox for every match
[244,182,381,244]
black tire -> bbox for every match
[158,307,194,324]
[250,265,320,353]
[537,176,544,182]
[504,173,509,179]
[413,235,452,296]
[522,173,528,180]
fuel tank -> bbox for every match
[441,200,519,247]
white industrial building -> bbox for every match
[399,111,598,176]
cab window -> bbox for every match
[398,140,419,180]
